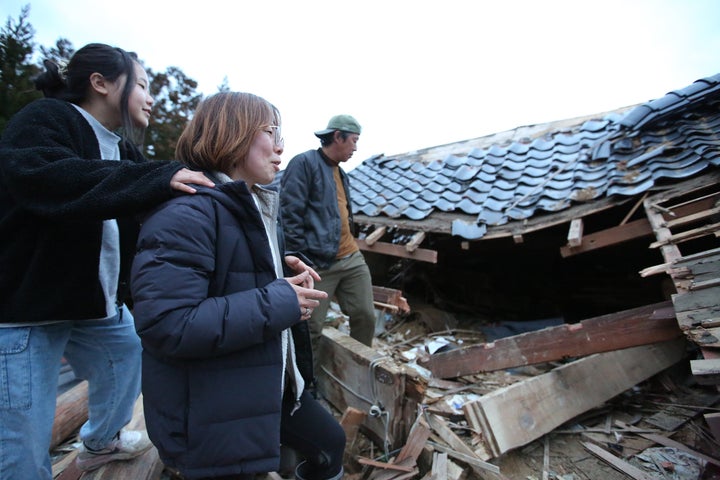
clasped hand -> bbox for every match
[284,255,326,320]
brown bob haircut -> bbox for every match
[175,91,280,174]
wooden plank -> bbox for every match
[360,414,430,479]
[373,286,403,304]
[690,358,720,384]
[418,301,679,378]
[357,239,438,264]
[566,218,583,247]
[646,172,720,208]
[340,406,367,471]
[373,286,410,314]
[53,451,82,480]
[426,441,501,476]
[665,206,720,229]
[580,430,652,457]
[690,277,720,290]
[395,414,432,463]
[365,226,387,246]
[650,222,720,248]
[642,247,720,278]
[318,327,414,448]
[560,218,652,257]
[644,198,683,267]
[673,286,719,311]
[688,326,720,347]
[581,442,654,480]
[52,380,88,450]
[615,420,720,468]
[359,457,415,472]
[463,339,686,457]
[431,452,448,480]
[425,414,494,469]
[367,458,417,480]
[677,307,720,328]
[704,412,720,444]
[405,231,426,253]
[674,247,720,265]
[644,390,720,430]
[639,261,672,277]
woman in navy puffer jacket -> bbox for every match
[130,92,345,480]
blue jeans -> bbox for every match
[0,305,142,479]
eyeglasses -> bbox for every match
[267,125,284,149]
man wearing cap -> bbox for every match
[280,114,375,376]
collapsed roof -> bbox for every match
[349,73,720,240]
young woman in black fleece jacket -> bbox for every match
[0,43,213,479]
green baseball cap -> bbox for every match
[314,114,362,137]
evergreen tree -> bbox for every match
[0,6,205,160]
[0,5,41,132]
[217,76,231,93]
[145,66,203,160]
[39,38,75,66]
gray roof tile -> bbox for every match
[347,73,720,239]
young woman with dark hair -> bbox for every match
[0,42,213,479]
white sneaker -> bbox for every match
[76,429,153,471]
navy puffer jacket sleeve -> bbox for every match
[131,188,299,358]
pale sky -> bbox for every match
[3,0,719,170]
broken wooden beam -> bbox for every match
[52,380,88,450]
[582,442,654,480]
[426,440,501,476]
[615,420,720,468]
[358,457,415,473]
[405,231,425,253]
[690,358,720,385]
[373,286,410,315]
[665,205,720,229]
[367,457,418,480]
[318,327,420,449]
[644,198,683,266]
[52,451,81,480]
[388,413,428,464]
[649,222,720,248]
[425,413,496,475]
[357,238,438,264]
[463,339,687,458]
[366,226,387,246]
[340,406,367,472]
[560,218,652,257]
[670,248,720,328]
[704,412,720,446]
[431,451,448,480]
[567,218,583,247]
[418,301,680,379]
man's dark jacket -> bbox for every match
[279,149,354,269]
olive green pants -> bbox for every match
[308,251,376,373]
